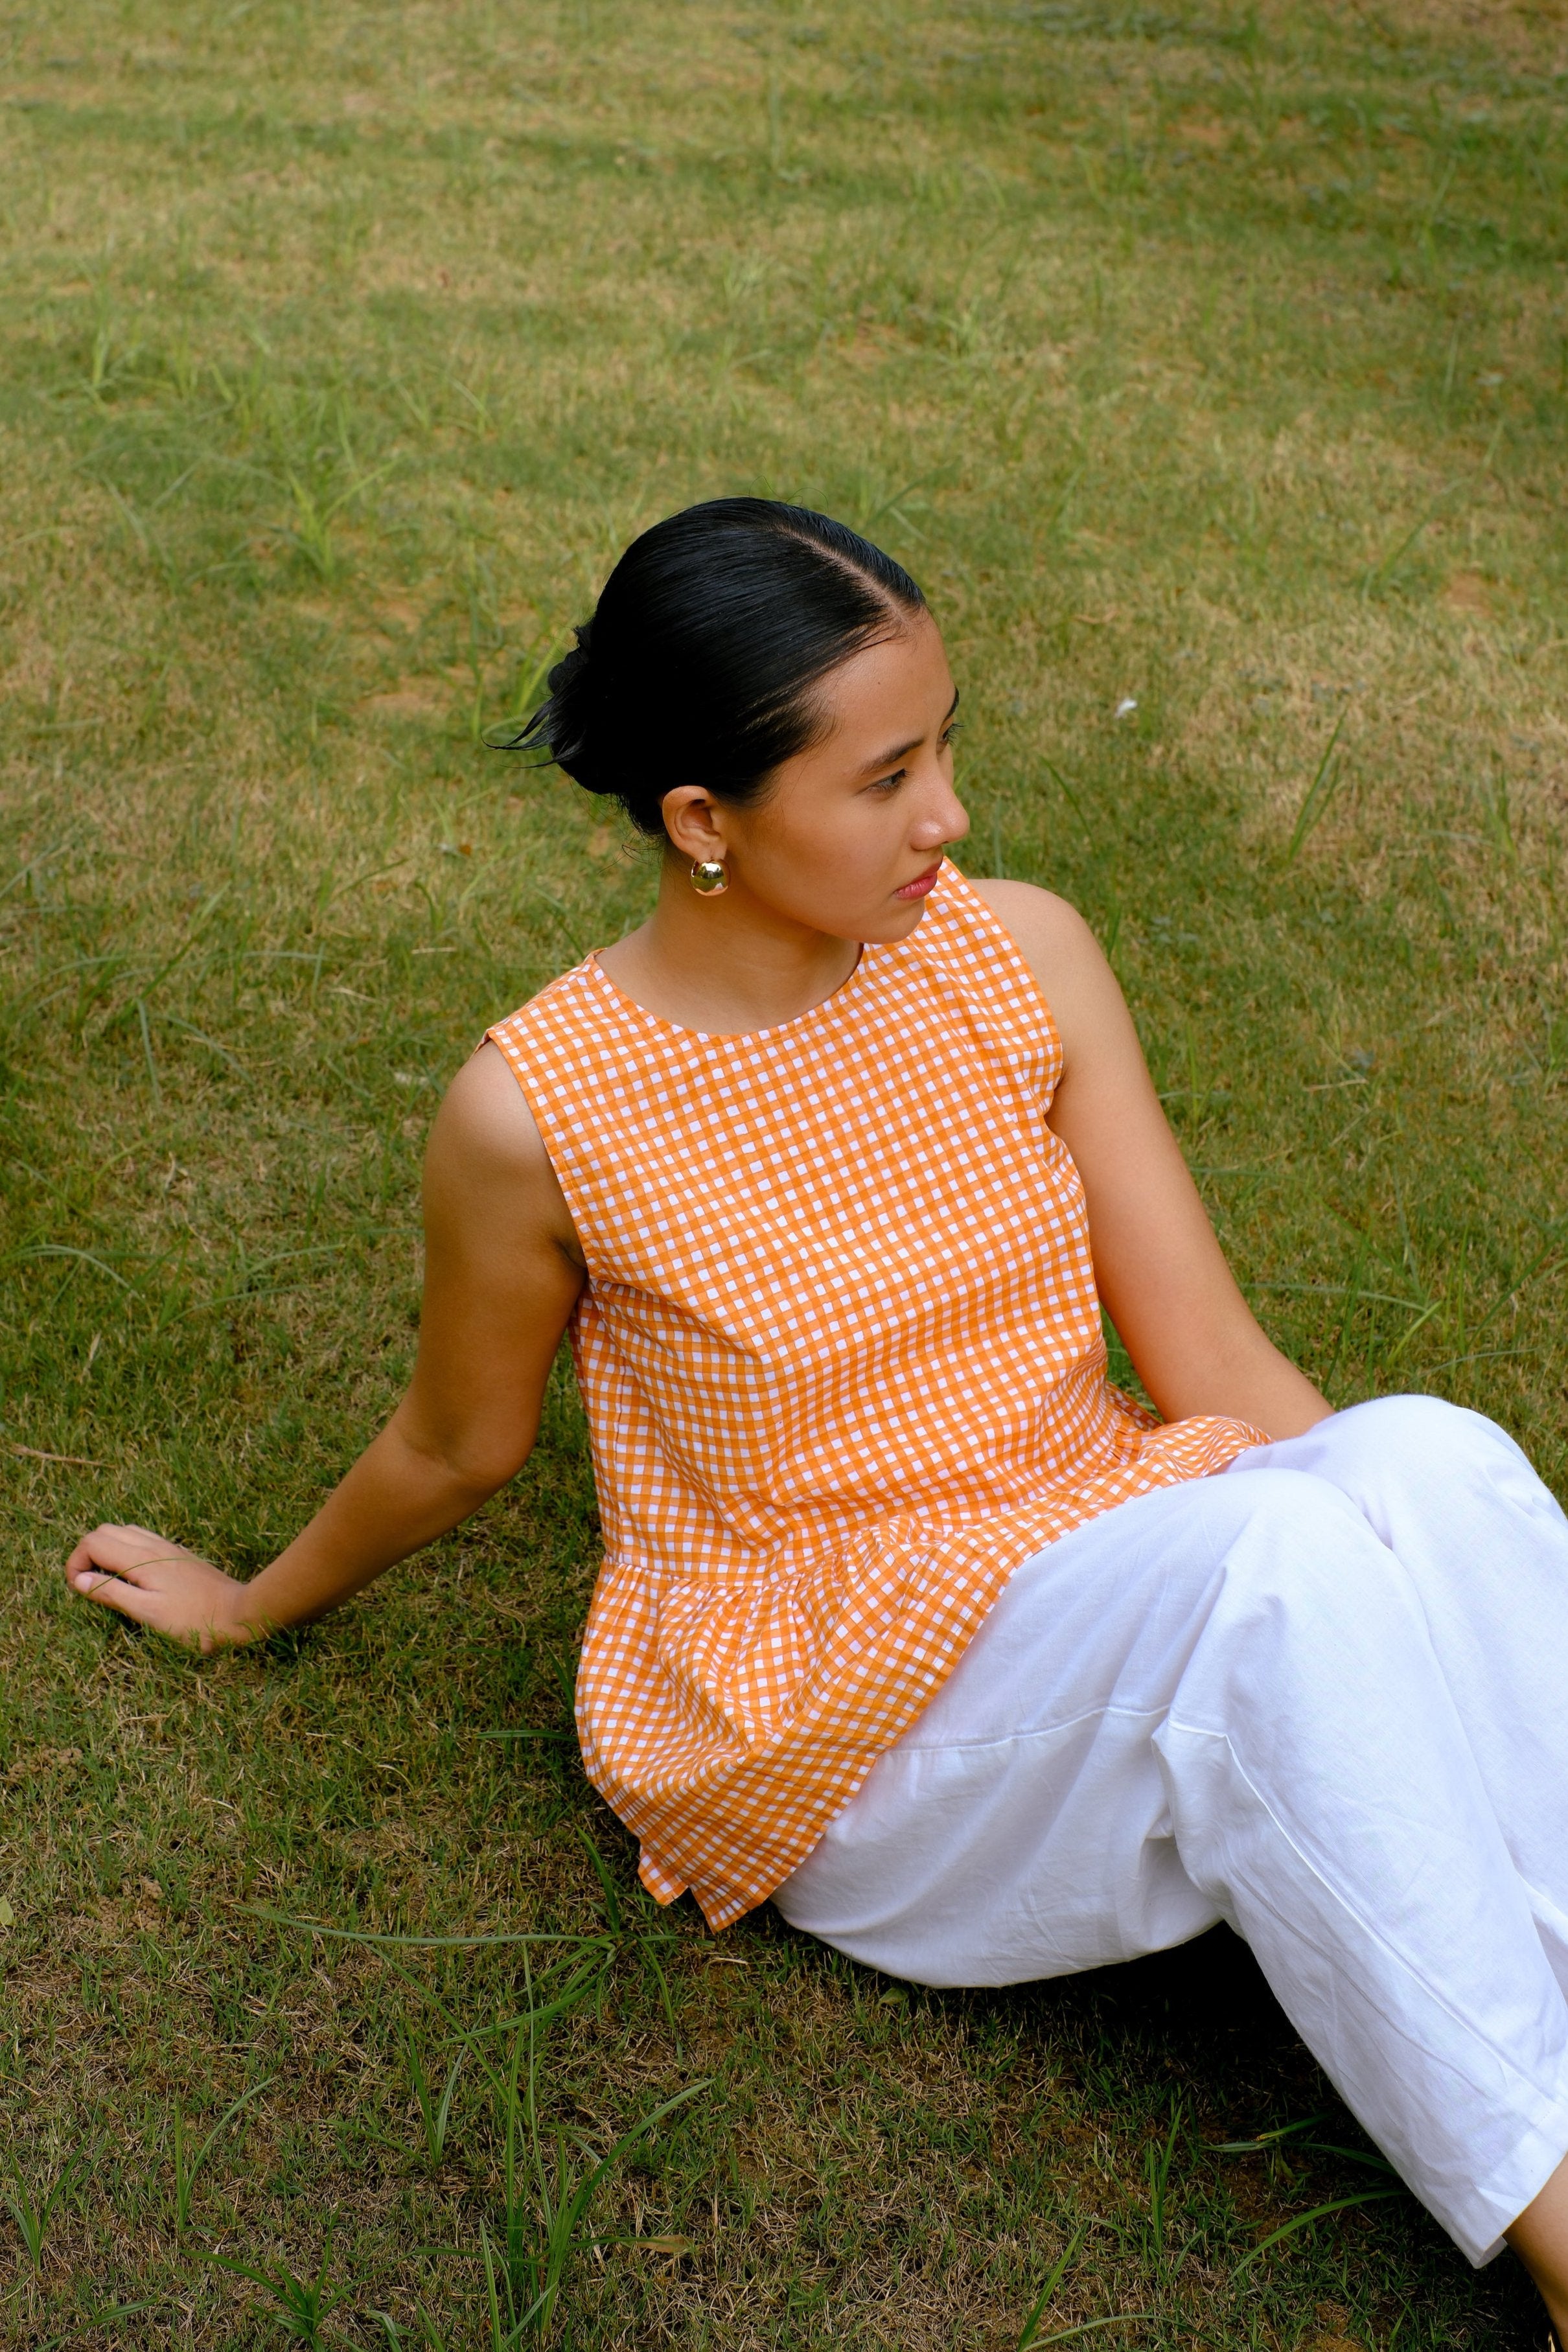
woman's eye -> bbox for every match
[868,769,906,796]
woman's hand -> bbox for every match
[64,1525,259,1653]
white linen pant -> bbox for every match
[774,1397,1568,2265]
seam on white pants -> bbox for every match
[892,1700,1167,1757]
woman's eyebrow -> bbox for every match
[853,689,961,779]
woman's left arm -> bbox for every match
[974,880,1332,1440]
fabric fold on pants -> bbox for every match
[774,1396,1568,2265]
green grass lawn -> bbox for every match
[1,0,1565,2342]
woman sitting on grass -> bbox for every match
[66,498,1568,2331]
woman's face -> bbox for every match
[662,610,971,944]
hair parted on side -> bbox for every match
[498,499,927,838]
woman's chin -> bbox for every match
[866,895,934,942]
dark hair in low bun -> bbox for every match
[502,499,927,838]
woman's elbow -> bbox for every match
[391,1409,535,1501]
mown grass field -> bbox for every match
[1,0,1566,2344]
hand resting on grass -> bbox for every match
[66,1524,259,1653]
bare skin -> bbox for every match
[62,606,1567,2320]
[1508,2165,1568,2338]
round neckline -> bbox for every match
[584,937,874,1046]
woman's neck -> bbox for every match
[597,858,860,1036]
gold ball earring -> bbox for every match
[689,859,728,897]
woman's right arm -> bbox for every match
[63,1042,585,1652]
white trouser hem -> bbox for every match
[1467,2106,1568,2268]
[1164,1720,1568,2268]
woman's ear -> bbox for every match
[660,787,728,864]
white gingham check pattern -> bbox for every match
[487,864,1262,1928]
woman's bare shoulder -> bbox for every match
[426,1044,579,1257]
[435,1040,555,1168]
[967,878,1106,989]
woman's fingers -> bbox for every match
[66,1523,202,1590]
[69,1567,176,1628]
[62,1523,248,1650]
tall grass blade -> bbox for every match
[1214,2110,1333,2152]
[575,1825,624,1935]
[209,2226,342,2347]
[1284,708,1348,863]
[1041,760,1099,851]
[1024,2322,1151,2347]
[455,1952,609,2047]
[1234,2187,1404,2272]
[135,999,161,1108]
[403,2033,465,2165]
[1144,2101,1181,2266]
[1,2141,91,2269]
[1016,2222,1085,2349]
[247,1906,612,1951]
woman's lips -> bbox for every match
[894,865,942,901]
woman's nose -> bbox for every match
[913,787,969,849]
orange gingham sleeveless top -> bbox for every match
[487,863,1262,1929]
